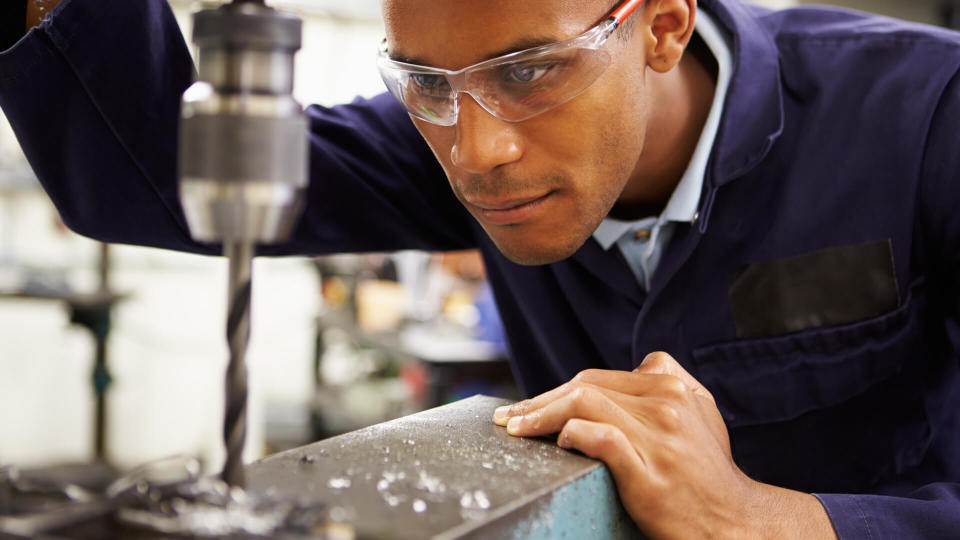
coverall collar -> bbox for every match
[699,0,785,186]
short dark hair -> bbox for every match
[609,0,639,41]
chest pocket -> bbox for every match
[692,279,924,429]
[691,280,930,491]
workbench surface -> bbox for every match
[247,395,641,539]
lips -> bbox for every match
[466,192,553,225]
[468,194,548,210]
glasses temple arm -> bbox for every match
[609,0,645,27]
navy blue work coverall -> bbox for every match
[2,0,960,536]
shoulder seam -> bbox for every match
[777,31,960,48]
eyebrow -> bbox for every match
[390,35,561,68]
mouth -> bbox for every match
[466,192,554,226]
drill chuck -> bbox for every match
[179,0,307,245]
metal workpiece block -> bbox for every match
[247,395,643,539]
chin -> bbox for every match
[489,234,585,266]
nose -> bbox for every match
[450,95,523,174]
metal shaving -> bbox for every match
[0,456,333,538]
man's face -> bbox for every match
[383,0,652,265]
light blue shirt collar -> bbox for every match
[593,216,657,250]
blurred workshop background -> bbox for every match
[1,0,957,474]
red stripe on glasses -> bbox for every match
[609,0,645,27]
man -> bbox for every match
[1,0,959,537]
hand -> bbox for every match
[493,352,836,539]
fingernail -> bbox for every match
[507,416,523,435]
[493,406,510,425]
[558,432,570,449]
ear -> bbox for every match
[640,0,696,73]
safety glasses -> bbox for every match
[377,0,645,126]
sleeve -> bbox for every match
[814,485,960,539]
[0,0,474,256]
[812,65,960,540]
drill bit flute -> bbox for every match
[223,241,253,486]
[178,0,307,487]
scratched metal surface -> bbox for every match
[247,395,642,539]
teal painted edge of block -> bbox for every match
[510,466,644,540]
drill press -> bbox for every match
[178,0,308,487]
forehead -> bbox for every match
[381,0,612,69]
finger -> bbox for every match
[523,383,686,435]
[493,369,684,426]
[558,419,647,488]
[635,351,715,403]
[494,375,605,426]
[494,381,576,426]
[505,385,640,438]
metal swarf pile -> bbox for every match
[0,456,342,539]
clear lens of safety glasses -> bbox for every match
[377,20,618,126]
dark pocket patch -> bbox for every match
[729,240,899,338]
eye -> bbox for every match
[504,63,553,84]
[410,73,447,90]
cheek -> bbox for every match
[589,69,651,183]
[601,96,648,176]
[562,85,649,194]
[412,119,456,169]
[410,119,464,191]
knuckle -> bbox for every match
[594,425,625,454]
[651,400,679,419]
[572,369,602,386]
[568,385,602,411]
[567,386,590,412]
[527,409,543,429]
[659,375,689,400]
[639,351,673,372]
[562,387,596,421]
[560,417,582,437]
[509,400,530,416]
[648,351,672,364]
[557,381,577,397]
[650,401,682,430]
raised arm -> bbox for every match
[0,0,474,256]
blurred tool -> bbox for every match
[179,0,308,487]
[0,455,332,538]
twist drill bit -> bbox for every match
[178,1,307,488]
[223,242,253,487]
